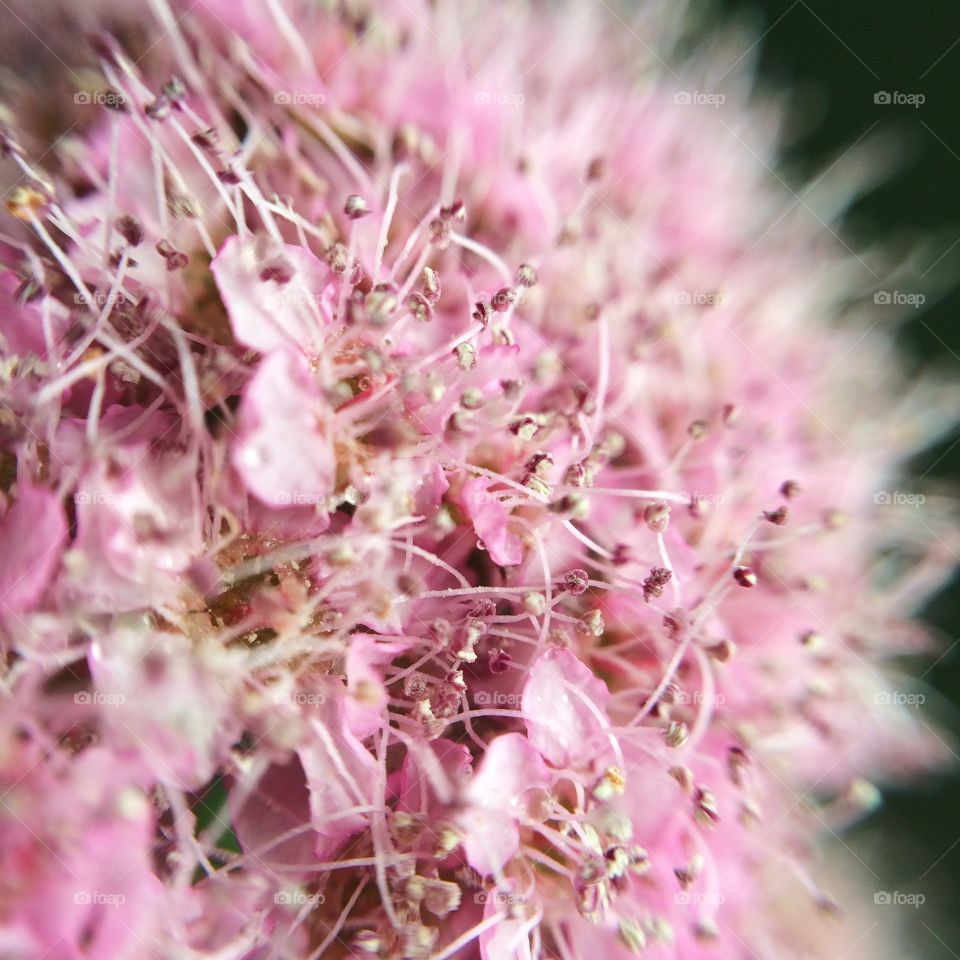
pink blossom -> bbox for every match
[461,476,525,567]
[0,0,952,957]
[460,733,551,876]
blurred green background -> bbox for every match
[715,0,960,955]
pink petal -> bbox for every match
[297,684,379,860]
[521,646,611,768]
[461,807,523,878]
[479,887,535,960]
[413,458,449,517]
[344,635,412,738]
[211,234,333,354]
[396,738,472,813]
[461,733,549,875]
[0,481,66,615]
[461,476,523,566]
[232,349,336,508]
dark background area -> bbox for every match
[714,1,960,955]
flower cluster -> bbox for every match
[0,1,953,958]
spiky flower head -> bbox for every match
[0,2,954,958]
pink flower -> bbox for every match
[232,348,337,509]
[522,645,613,768]
[0,479,66,614]
[461,476,525,567]
[0,0,952,958]
[460,733,551,876]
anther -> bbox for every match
[780,479,801,499]
[116,215,143,247]
[454,342,476,370]
[422,266,441,303]
[472,299,492,326]
[642,567,672,602]
[577,609,604,637]
[665,721,689,749]
[5,186,48,221]
[324,242,348,273]
[515,263,538,287]
[586,156,607,182]
[669,764,694,792]
[491,287,516,312]
[155,239,188,271]
[352,930,382,955]
[694,787,720,826]
[763,506,788,525]
[344,194,369,219]
[643,501,670,534]
[144,95,171,121]
[190,127,219,150]
[407,292,433,323]
[429,217,451,248]
[563,568,590,596]
[705,638,736,662]
[727,745,749,786]
[488,648,512,673]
